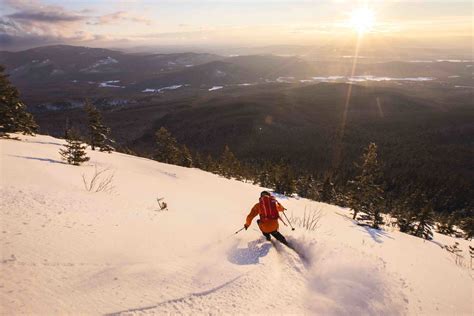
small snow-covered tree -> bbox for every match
[60,129,90,165]
[84,100,114,152]
[0,65,38,137]
[347,143,384,229]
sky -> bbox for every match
[0,0,472,51]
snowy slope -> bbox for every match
[0,135,472,315]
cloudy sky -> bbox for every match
[0,0,472,50]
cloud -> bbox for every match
[0,0,152,50]
[1,0,87,39]
[7,11,84,23]
[91,11,152,26]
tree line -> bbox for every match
[150,126,473,241]
[1,65,472,240]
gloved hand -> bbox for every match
[244,224,249,230]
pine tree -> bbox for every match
[219,145,240,179]
[272,162,296,196]
[393,198,417,234]
[154,127,180,164]
[437,215,456,236]
[296,174,313,198]
[321,176,335,203]
[204,154,217,173]
[59,129,90,165]
[459,216,474,240]
[193,151,204,169]
[0,65,38,137]
[347,143,384,229]
[413,204,435,240]
[258,162,272,188]
[84,100,114,152]
[179,145,193,167]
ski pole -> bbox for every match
[282,210,295,231]
[278,216,288,226]
[235,227,245,234]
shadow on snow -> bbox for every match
[227,239,272,265]
[10,155,65,165]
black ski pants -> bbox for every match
[262,231,288,245]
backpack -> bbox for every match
[259,195,280,220]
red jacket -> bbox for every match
[245,201,285,233]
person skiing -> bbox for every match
[244,191,289,245]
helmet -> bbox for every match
[260,191,271,197]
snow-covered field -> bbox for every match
[0,135,472,315]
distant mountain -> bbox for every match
[0,45,223,84]
[0,44,471,109]
[133,55,316,89]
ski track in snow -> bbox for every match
[1,135,472,315]
[111,239,309,315]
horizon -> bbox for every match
[0,0,472,53]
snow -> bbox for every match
[142,85,183,93]
[92,57,119,67]
[436,59,471,63]
[0,134,472,315]
[237,83,255,86]
[276,76,295,83]
[214,70,227,77]
[309,76,434,82]
[208,86,223,91]
[99,80,125,88]
[348,76,434,82]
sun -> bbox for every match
[350,8,375,34]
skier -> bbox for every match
[244,191,289,245]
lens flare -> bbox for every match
[350,8,375,34]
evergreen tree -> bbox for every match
[0,65,38,137]
[436,215,456,236]
[179,145,193,168]
[84,100,114,152]
[296,174,314,198]
[204,154,217,173]
[258,162,272,188]
[393,198,417,234]
[193,151,204,169]
[219,145,240,179]
[347,143,384,228]
[459,216,474,240]
[154,127,180,164]
[413,204,435,240]
[272,162,296,196]
[59,129,90,165]
[321,176,335,203]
